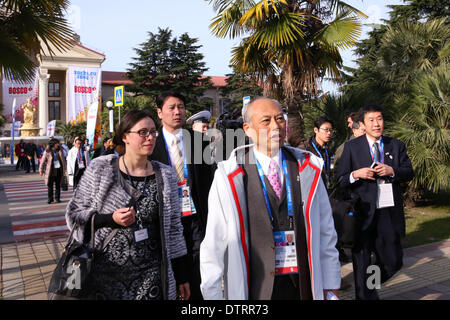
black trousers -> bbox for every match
[16,155,26,170]
[48,169,62,201]
[24,157,36,172]
[351,209,403,300]
[181,215,203,300]
[190,251,203,300]
[73,168,85,189]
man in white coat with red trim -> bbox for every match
[200,97,341,300]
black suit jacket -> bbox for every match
[24,143,38,158]
[149,127,215,241]
[337,134,414,236]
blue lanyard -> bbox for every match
[77,148,83,162]
[254,150,294,224]
[368,137,384,163]
[162,131,189,180]
[310,140,329,170]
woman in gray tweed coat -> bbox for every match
[66,110,190,300]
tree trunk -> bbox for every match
[404,185,425,208]
[286,94,306,148]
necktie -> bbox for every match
[171,137,184,183]
[373,142,381,162]
[268,159,282,200]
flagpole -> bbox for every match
[10,98,16,165]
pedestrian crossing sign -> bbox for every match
[114,86,124,106]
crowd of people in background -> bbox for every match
[6,92,413,302]
[13,139,43,173]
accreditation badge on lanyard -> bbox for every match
[121,156,150,243]
[255,150,298,276]
[53,152,61,169]
[274,231,298,275]
[164,133,197,217]
[368,138,395,209]
[178,180,197,217]
[77,150,85,169]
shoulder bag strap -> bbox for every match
[101,229,119,251]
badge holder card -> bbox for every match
[53,160,61,169]
[78,160,85,169]
[273,231,298,275]
[376,179,395,209]
[132,208,149,243]
[134,228,149,243]
[178,181,196,217]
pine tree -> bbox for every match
[220,67,263,115]
[170,33,212,114]
[127,28,212,114]
[127,28,174,96]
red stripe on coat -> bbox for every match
[298,153,321,298]
[227,166,250,289]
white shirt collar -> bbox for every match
[162,126,184,154]
[365,134,380,147]
[253,147,284,183]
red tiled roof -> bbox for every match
[201,75,228,87]
[102,71,228,87]
[102,71,133,85]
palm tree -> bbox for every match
[378,19,449,112]
[388,63,450,199]
[342,18,450,120]
[302,90,368,150]
[56,121,87,147]
[0,0,74,82]
[208,0,367,141]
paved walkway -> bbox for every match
[1,237,449,300]
[1,166,449,300]
[0,166,72,244]
[339,239,450,300]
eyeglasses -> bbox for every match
[319,127,334,134]
[127,129,159,138]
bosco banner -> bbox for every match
[67,66,102,124]
[1,68,39,123]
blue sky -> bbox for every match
[67,0,404,92]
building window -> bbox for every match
[49,101,61,121]
[49,82,60,97]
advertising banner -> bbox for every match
[85,101,99,146]
[12,121,21,137]
[67,66,101,124]
[1,68,39,123]
[47,120,56,137]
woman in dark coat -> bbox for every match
[39,139,67,204]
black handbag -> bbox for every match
[329,186,362,249]
[47,215,96,300]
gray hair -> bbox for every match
[242,97,284,124]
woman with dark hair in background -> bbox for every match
[65,109,190,300]
[39,139,67,204]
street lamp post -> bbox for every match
[106,101,114,136]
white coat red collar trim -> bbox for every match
[225,146,323,298]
